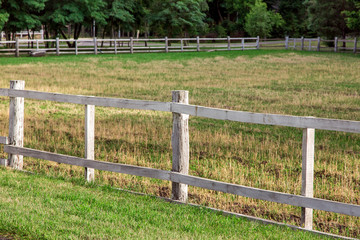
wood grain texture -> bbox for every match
[301,128,315,230]
[8,80,25,169]
[5,146,171,181]
[3,89,171,112]
[171,103,360,133]
[85,105,95,182]
[4,145,360,217]
[169,173,360,217]
[171,91,189,202]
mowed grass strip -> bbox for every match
[0,168,332,240]
[0,50,359,238]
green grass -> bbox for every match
[0,50,359,238]
[0,167,331,240]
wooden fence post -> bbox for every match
[317,37,321,52]
[308,39,312,51]
[301,128,315,230]
[285,36,289,50]
[293,38,296,49]
[354,37,357,54]
[130,37,134,54]
[94,37,97,55]
[227,36,231,51]
[165,37,169,53]
[56,37,60,56]
[75,40,78,55]
[242,38,245,51]
[8,80,25,169]
[256,36,260,50]
[114,39,117,54]
[334,37,338,53]
[196,36,200,52]
[15,38,19,57]
[85,105,95,182]
[181,39,184,52]
[171,90,189,202]
[36,40,39,51]
[301,37,304,51]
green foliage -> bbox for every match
[244,0,284,38]
[344,0,360,33]
[0,0,9,31]
[149,0,208,37]
[2,0,45,35]
[306,0,355,39]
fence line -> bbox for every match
[0,36,260,57]
[0,81,360,232]
[0,36,358,57]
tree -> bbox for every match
[0,0,9,31]
[344,0,360,33]
[42,0,107,43]
[102,0,134,39]
[277,0,307,37]
[244,0,284,38]
[1,0,46,40]
[306,0,355,39]
[149,0,208,37]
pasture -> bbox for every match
[0,50,359,238]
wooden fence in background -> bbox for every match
[0,80,359,232]
[0,37,259,57]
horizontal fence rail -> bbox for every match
[3,145,360,217]
[0,81,359,234]
[1,88,360,133]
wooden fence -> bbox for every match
[0,80,359,232]
[285,37,359,53]
[0,37,260,57]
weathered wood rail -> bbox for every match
[0,81,359,232]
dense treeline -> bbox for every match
[0,0,359,40]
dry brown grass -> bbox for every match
[0,51,359,237]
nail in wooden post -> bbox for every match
[8,80,25,169]
[196,36,200,52]
[301,128,315,230]
[334,37,338,53]
[130,37,134,54]
[171,90,189,202]
[317,37,321,52]
[353,37,357,54]
[165,37,168,53]
[94,37,97,55]
[301,37,304,51]
[227,36,231,50]
[56,37,60,56]
[285,36,289,50]
[85,105,95,182]
[15,38,19,57]
[256,36,260,50]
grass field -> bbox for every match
[0,168,333,239]
[0,50,359,238]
